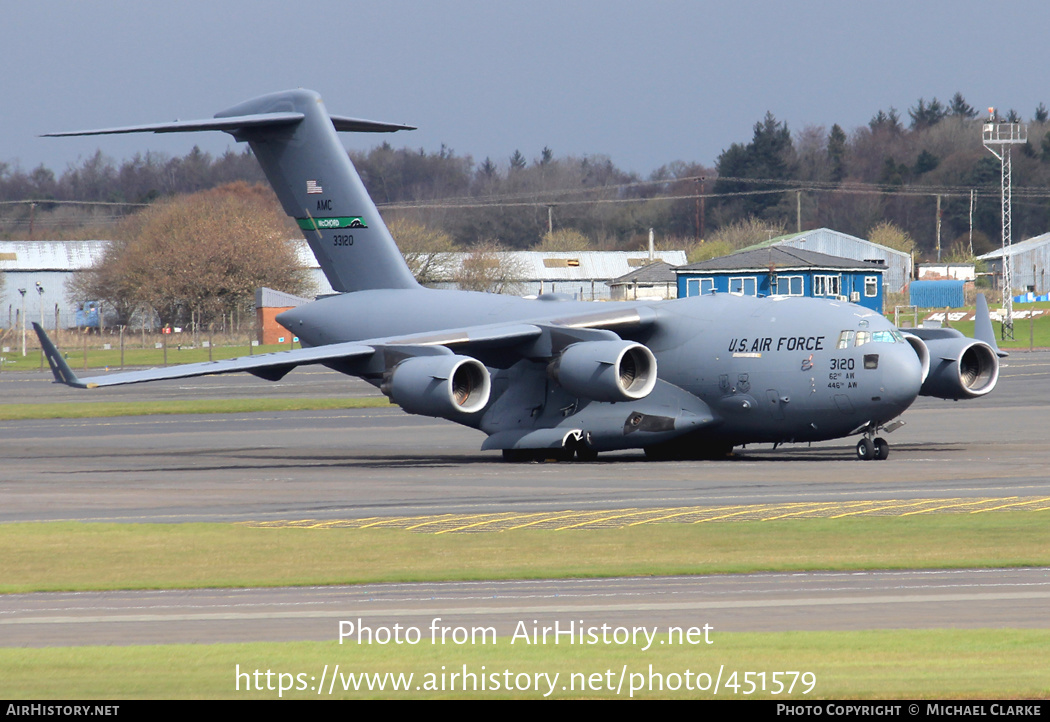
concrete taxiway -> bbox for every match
[2,353,1050,524]
[3,569,1048,647]
[1,352,1048,647]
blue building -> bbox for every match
[675,247,886,312]
[739,227,911,292]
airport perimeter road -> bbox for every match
[2,569,1048,647]
[1,353,1049,523]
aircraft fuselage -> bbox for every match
[280,289,922,448]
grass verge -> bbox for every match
[0,342,304,372]
[0,396,392,420]
[2,513,1048,593]
[915,299,1050,349]
[2,630,1047,698]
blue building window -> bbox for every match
[685,278,714,296]
[776,275,803,296]
[729,276,757,296]
[813,274,841,296]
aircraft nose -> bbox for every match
[878,343,923,411]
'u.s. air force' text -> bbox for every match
[728,336,826,353]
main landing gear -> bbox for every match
[856,435,889,461]
[501,447,598,463]
[502,435,599,463]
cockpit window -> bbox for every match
[839,328,905,349]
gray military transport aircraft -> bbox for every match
[34,89,1004,461]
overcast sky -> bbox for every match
[4,1,1050,178]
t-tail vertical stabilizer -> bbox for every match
[216,90,418,292]
[44,89,419,293]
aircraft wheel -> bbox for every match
[575,446,599,462]
[564,435,598,462]
[856,438,874,461]
[873,437,889,461]
[502,449,535,463]
[549,447,575,462]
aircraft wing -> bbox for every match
[350,306,657,354]
[34,305,657,389]
[33,323,375,389]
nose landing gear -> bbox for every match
[856,436,890,459]
[856,434,889,461]
[853,419,903,461]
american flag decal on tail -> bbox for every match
[306,180,323,194]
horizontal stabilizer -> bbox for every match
[43,113,414,138]
[44,88,418,293]
[42,112,306,137]
[330,116,416,133]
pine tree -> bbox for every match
[714,112,795,218]
[909,97,946,130]
[913,150,939,175]
[869,108,903,134]
[827,124,848,182]
[948,92,977,119]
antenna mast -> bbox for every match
[982,107,1026,339]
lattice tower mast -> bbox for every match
[982,108,1026,339]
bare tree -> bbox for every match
[536,228,592,251]
[386,217,458,286]
[867,221,916,255]
[74,182,310,329]
[708,216,787,251]
[65,237,141,327]
[454,241,525,294]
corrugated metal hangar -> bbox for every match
[0,240,108,329]
[978,232,1050,295]
[741,228,912,292]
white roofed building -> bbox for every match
[426,250,688,299]
[0,240,688,336]
[0,240,109,330]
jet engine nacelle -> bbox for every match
[913,336,999,400]
[382,354,491,417]
[548,340,658,402]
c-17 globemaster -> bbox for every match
[34,89,1004,461]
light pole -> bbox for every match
[35,281,44,328]
[18,288,26,356]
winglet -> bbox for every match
[31,323,92,388]
[974,293,1008,358]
